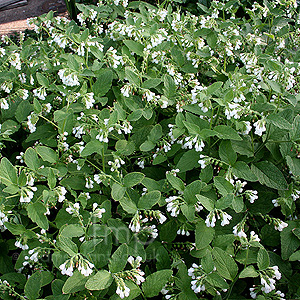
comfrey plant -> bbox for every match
[0,0,300,299]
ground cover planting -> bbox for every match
[0,0,300,299]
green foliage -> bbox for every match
[0,0,299,299]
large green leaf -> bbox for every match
[124,40,144,56]
[138,190,161,209]
[85,270,113,290]
[123,172,145,187]
[219,140,237,166]
[36,146,58,163]
[212,247,238,281]
[108,244,128,273]
[27,201,49,230]
[92,69,113,96]
[176,150,199,173]
[24,271,42,300]
[251,161,288,190]
[62,271,88,294]
[195,220,215,250]
[142,269,172,298]
[0,157,18,186]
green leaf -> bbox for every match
[148,124,162,142]
[206,81,222,95]
[206,31,217,48]
[109,244,128,273]
[281,221,300,260]
[4,223,26,235]
[47,168,56,189]
[125,67,140,86]
[251,161,288,190]
[232,196,244,213]
[108,219,131,243]
[0,157,18,186]
[195,220,215,250]
[239,265,259,278]
[289,250,300,261]
[128,109,143,121]
[80,140,104,157]
[36,72,49,87]
[36,146,58,164]
[164,74,176,99]
[62,271,88,294]
[166,173,185,192]
[60,224,85,238]
[24,271,42,300]
[119,197,138,214]
[80,239,102,256]
[138,190,161,209]
[124,40,144,56]
[123,172,145,187]
[111,183,126,201]
[88,224,111,238]
[27,201,49,230]
[57,236,78,256]
[142,78,161,89]
[212,247,238,281]
[93,69,113,97]
[219,140,237,165]
[142,269,172,298]
[257,248,270,270]
[213,176,234,196]
[266,114,292,130]
[286,156,300,177]
[215,194,233,210]
[195,194,214,211]
[176,150,199,173]
[140,140,156,151]
[201,250,215,273]
[181,204,195,222]
[232,161,257,182]
[214,125,242,141]
[24,148,41,171]
[291,115,300,141]
[85,270,113,290]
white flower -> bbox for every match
[121,84,131,97]
[9,52,21,70]
[253,119,266,136]
[58,69,80,87]
[198,154,207,169]
[247,190,258,203]
[165,196,181,217]
[83,93,95,109]
[116,284,130,299]
[52,33,68,48]
[94,208,106,219]
[220,211,232,226]
[270,266,281,280]
[0,98,9,110]
[242,121,252,135]
[274,220,288,231]
[250,231,260,242]
[205,213,216,227]
[78,260,94,276]
[57,186,67,202]
[85,177,94,189]
[15,240,29,250]
[158,212,167,224]
[59,262,74,276]
[94,174,102,184]
[33,87,47,100]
